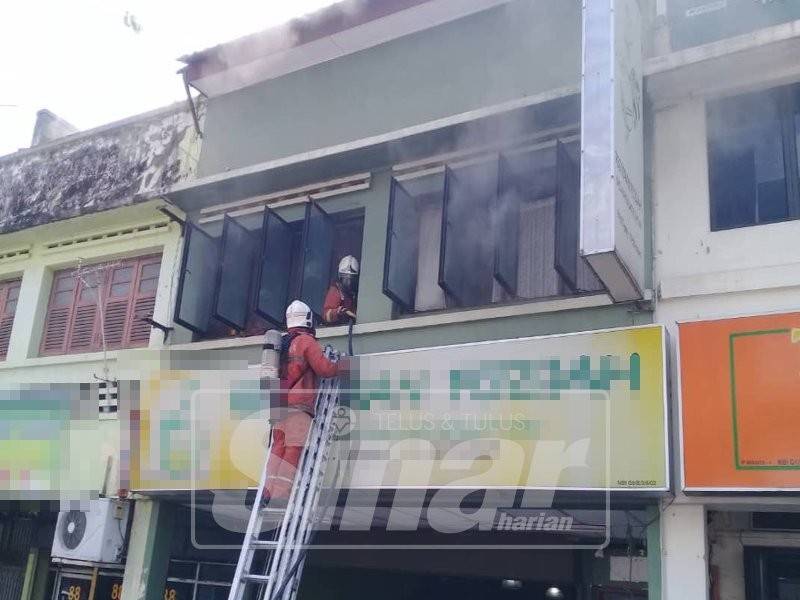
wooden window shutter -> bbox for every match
[41,254,162,356]
[0,279,21,360]
[98,254,161,350]
[126,255,160,346]
[41,272,78,355]
[101,262,136,349]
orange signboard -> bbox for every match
[679,312,800,491]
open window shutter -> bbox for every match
[298,201,335,319]
[0,280,21,359]
[174,222,221,334]
[213,216,258,330]
[41,272,77,355]
[127,256,161,346]
[554,140,581,291]
[439,159,498,307]
[382,178,419,310]
[493,155,521,296]
[256,209,294,326]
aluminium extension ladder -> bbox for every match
[228,352,342,600]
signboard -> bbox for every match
[669,0,800,51]
[581,0,645,302]
[123,325,668,493]
[119,349,267,491]
[0,384,101,499]
[679,312,800,491]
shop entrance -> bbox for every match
[746,547,800,599]
[48,566,123,600]
[165,502,653,600]
[298,566,576,600]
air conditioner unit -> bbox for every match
[51,499,130,564]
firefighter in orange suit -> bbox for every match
[322,255,359,325]
[263,300,341,502]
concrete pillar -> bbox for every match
[122,500,175,600]
[29,546,51,600]
[19,548,39,600]
[647,506,662,600]
[661,504,709,600]
[151,224,189,346]
[6,264,49,362]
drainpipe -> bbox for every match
[180,68,203,138]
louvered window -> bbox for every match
[40,255,161,356]
[175,209,364,341]
[0,279,21,360]
[383,136,604,314]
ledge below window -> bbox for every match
[0,350,120,370]
[170,293,613,353]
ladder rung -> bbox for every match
[232,376,339,598]
[249,539,279,550]
[260,506,286,515]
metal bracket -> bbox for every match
[142,317,174,342]
[157,206,186,234]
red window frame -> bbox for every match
[40,254,162,356]
[0,279,22,360]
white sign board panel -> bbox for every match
[580,0,645,302]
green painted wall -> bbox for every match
[647,506,662,600]
[326,303,641,355]
[179,302,643,366]
[197,0,582,176]
[121,500,176,600]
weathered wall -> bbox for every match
[0,103,202,234]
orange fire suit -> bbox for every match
[264,328,339,500]
[322,282,356,325]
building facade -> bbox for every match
[0,103,200,600]
[650,1,800,598]
[0,1,798,599]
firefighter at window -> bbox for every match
[263,300,341,503]
[322,255,359,325]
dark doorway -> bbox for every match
[745,547,800,600]
[298,566,576,600]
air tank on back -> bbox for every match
[261,329,283,380]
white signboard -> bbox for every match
[580,0,645,302]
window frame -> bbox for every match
[164,559,236,600]
[174,222,221,335]
[254,208,295,327]
[40,254,161,356]
[0,278,22,360]
[707,83,800,232]
[493,153,520,297]
[384,132,603,317]
[383,177,422,311]
[212,215,259,331]
[297,200,336,320]
[554,139,582,291]
[437,157,499,308]
[174,204,365,341]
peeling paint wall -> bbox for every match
[0,102,203,235]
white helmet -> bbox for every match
[338,255,359,276]
[286,300,313,329]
